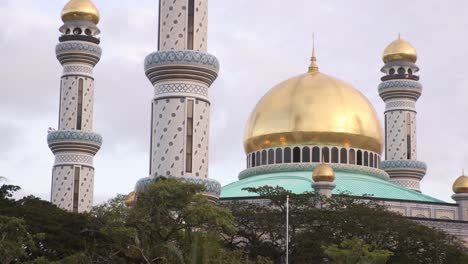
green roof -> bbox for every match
[221,171,443,203]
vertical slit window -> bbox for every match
[407,113,411,159]
[312,147,320,162]
[374,154,378,168]
[370,153,374,168]
[251,153,256,167]
[261,150,267,165]
[185,100,194,173]
[256,151,261,166]
[340,148,347,164]
[268,149,275,165]
[349,149,356,164]
[331,147,339,163]
[73,167,80,213]
[322,147,330,162]
[302,147,310,162]
[187,0,195,49]
[293,147,301,163]
[364,151,369,166]
[76,79,84,130]
[284,148,291,163]
[275,148,283,164]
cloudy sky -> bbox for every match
[1,0,468,203]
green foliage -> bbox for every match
[323,237,393,264]
[0,215,35,264]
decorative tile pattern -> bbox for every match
[56,42,102,57]
[381,160,427,170]
[48,130,103,146]
[145,50,219,71]
[158,0,188,50]
[55,153,93,165]
[63,65,93,75]
[155,82,208,97]
[378,79,422,91]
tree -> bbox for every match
[0,215,35,264]
[323,237,393,264]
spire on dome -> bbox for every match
[308,34,319,74]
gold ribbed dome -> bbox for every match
[244,50,384,154]
[382,36,417,63]
[313,162,335,182]
[453,175,468,194]
[61,0,100,24]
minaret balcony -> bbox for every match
[47,130,102,155]
[378,79,422,101]
[145,50,219,86]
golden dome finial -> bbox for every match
[312,158,335,182]
[382,35,417,64]
[453,172,468,193]
[61,0,100,24]
[308,34,319,74]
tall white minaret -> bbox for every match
[48,0,102,212]
[379,36,426,192]
[135,0,220,202]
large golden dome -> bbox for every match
[244,52,383,154]
[382,36,417,63]
[61,0,100,24]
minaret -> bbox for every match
[48,0,102,213]
[138,0,220,202]
[452,173,468,221]
[379,36,426,192]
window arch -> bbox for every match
[284,148,291,163]
[302,147,311,162]
[369,153,374,168]
[349,149,355,165]
[340,148,347,164]
[364,151,369,166]
[357,150,363,165]
[275,148,283,164]
[389,68,395,75]
[397,67,405,74]
[268,149,274,165]
[322,147,330,162]
[293,147,301,163]
[312,147,320,162]
[261,150,267,165]
[251,153,256,167]
[331,147,339,163]
[408,68,413,75]
[255,151,261,167]
[374,154,378,168]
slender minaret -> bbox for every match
[138,0,220,202]
[48,0,102,212]
[379,36,426,192]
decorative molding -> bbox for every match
[385,100,415,109]
[63,65,93,75]
[381,160,427,171]
[55,154,93,165]
[145,50,219,71]
[378,79,422,91]
[155,83,208,97]
[239,163,389,180]
[47,130,103,146]
[56,42,102,56]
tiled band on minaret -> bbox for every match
[48,0,102,213]
[135,0,221,202]
[379,37,426,192]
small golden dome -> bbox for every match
[243,51,383,154]
[61,0,100,24]
[124,191,137,207]
[453,175,468,194]
[313,162,335,182]
[382,36,417,63]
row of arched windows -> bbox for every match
[247,146,381,169]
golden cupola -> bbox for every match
[382,35,417,64]
[243,47,384,154]
[61,0,100,24]
[312,162,335,182]
[453,174,468,194]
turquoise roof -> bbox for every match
[221,171,443,203]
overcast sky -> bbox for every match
[1,0,468,204]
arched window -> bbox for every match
[389,68,395,75]
[284,148,291,163]
[256,151,261,167]
[364,151,369,166]
[247,155,250,168]
[349,149,355,165]
[397,67,405,74]
[268,149,274,165]
[293,147,301,163]
[85,28,92,36]
[340,148,347,164]
[302,147,310,162]
[331,147,339,163]
[76,79,84,130]
[374,154,378,168]
[408,68,413,75]
[251,153,256,167]
[322,147,330,163]
[369,153,374,168]
[312,147,320,162]
[275,148,283,164]
[357,150,363,165]
[261,150,267,165]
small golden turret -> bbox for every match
[61,0,100,24]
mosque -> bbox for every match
[47,0,468,242]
